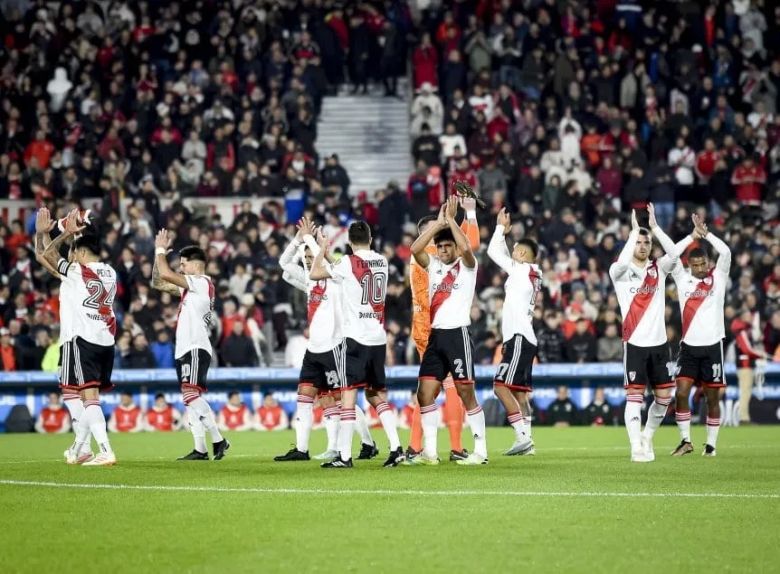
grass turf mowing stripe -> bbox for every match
[1,479,778,499]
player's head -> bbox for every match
[687,247,710,279]
[303,245,314,269]
[434,227,458,264]
[154,393,167,408]
[512,238,538,263]
[347,220,372,249]
[179,245,207,275]
[70,233,101,263]
[633,228,651,262]
[228,391,242,406]
[417,215,437,235]
[120,392,133,407]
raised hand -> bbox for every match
[445,194,459,222]
[436,203,447,228]
[155,229,172,251]
[460,195,477,213]
[35,208,55,234]
[63,209,86,235]
[647,202,658,229]
[692,214,708,238]
[497,207,511,229]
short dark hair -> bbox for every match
[154,393,165,401]
[434,228,455,244]
[516,238,539,259]
[228,391,240,400]
[637,228,651,237]
[348,221,371,245]
[179,245,207,262]
[688,247,708,260]
[72,233,100,256]
[417,215,437,233]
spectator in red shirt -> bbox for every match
[35,392,71,434]
[731,154,767,207]
[412,33,438,90]
[0,327,16,371]
[23,130,55,169]
[108,393,144,433]
[694,138,722,184]
[256,395,289,431]
[218,391,254,431]
[145,393,182,432]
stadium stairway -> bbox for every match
[317,90,412,198]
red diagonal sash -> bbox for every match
[307,281,327,324]
[622,261,660,342]
[681,271,714,339]
[349,255,385,325]
[430,261,460,323]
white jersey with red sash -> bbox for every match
[609,228,680,347]
[56,259,118,346]
[175,274,215,359]
[427,256,477,329]
[671,232,731,346]
[326,250,388,346]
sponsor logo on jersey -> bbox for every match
[703,277,713,286]
[629,286,658,294]
[647,268,657,278]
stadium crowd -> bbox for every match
[0,0,779,375]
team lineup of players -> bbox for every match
[33,193,734,466]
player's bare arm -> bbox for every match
[695,214,732,273]
[308,232,332,281]
[33,207,60,277]
[39,208,84,272]
[446,196,476,268]
[487,207,515,272]
[153,229,188,292]
[411,203,447,268]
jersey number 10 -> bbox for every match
[360,273,386,306]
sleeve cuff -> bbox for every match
[56,258,70,275]
[494,224,506,234]
[466,210,477,220]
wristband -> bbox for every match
[466,210,477,220]
[155,248,166,256]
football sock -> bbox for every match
[63,394,91,455]
[466,405,487,458]
[295,394,314,452]
[354,405,374,445]
[642,396,671,439]
[409,402,423,451]
[189,397,223,443]
[706,416,721,448]
[185,405,207,453]
[338,406,356,461]
[675,410,692,442]
[420,404,439,459]
[323,405,340,452]
[83,400,113,456]
[443,381,464,452]
[625,394,644,452]
[375,401,401,450]
[507,411,527,441]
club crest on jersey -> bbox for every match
[629,371,636,382]
[703,277,713,285]
[647,268,657,278]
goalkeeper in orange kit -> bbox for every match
[407,195,480,461]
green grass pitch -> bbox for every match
[1,426,778,573]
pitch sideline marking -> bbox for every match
[0,479,778,500]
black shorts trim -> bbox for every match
[493,334,536,391]
[344,338,386,390]
[176,349,211,390]
[419,327,474,383]
[675,341,726,387]
[623,342,672,389]
[299,343,347,392]
[59,337,114,392]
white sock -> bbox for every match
[642,396,671,440]
[63,396,91,455]
[323,405,340,452]
[185,405,207,452]
[338,407,356,461]
[706,416,721,448]
[507,411,527,441]
[420,404,439,459]
[675,410,692,442]
[83,401,113,456]
[625,394,643,452]
[295,394,314,452]
[375,401,401,450]
[466,405,487,458]
[354,404,374,445]
[189,397,223,443]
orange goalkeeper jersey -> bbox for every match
[410,219,480,355]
